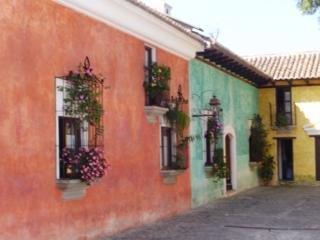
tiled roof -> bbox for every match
[244,52,320,80]
[197,42,272,86]
[126,0,207,45]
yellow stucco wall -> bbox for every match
[259,85,320,183]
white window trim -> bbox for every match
[144,44,156,63]
[55,78,88,179]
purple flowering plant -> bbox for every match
[61,147,110,185]
[207,114,223,139]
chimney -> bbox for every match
[164,2,172,15]
[140,0,172,15]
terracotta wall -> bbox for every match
[0,1,190,239]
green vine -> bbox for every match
[164,86,198,170]
[58,57,104,133]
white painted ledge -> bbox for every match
[144,106,169,123]
[56,179,88,200]
[160,170,185,184]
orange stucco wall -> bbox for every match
[0,1,190,239]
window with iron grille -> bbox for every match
[144,46,153,83]
[202,111,215,166]
[56,78,90,180]
[205,129,215,166]
[58,116,81,178]
[160,125,177,169]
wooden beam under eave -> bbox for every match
[286,79,292,86]
[222,59,236,65]
[304,79,310,85]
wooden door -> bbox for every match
[278,139,294,181]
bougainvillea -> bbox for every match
[207,115,223,139]
[61,147,110,185]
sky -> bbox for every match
[143,0,320,56]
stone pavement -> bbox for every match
[106,186,320,240]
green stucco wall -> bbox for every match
[189,59,260,207]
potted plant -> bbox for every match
[258,155,275,185]
[144,63,170,107]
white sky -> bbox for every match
[142,0,320,56]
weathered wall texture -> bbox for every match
[189,59,259,207]
[259,85,320,183]
[0,1,190,239]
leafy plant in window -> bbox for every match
[276,112,289,127]
[58,57,110,184]
[164,85,197,170]
[144,63,170,106]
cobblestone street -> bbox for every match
[107,186,320,240]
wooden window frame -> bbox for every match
[58,116,82,179]
[161,126,173,169]
[144,46,153,83]
[144,45,156,106]
[205,132,215,166]
[276,87,292,125]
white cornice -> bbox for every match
[54,0,204,60]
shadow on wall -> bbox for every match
[296,102,320,129]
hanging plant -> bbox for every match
[144,63,170,106]
[164,85,200,170]
[207,115,223,138]
[165,107,190,134]
[58,57,104,132]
